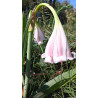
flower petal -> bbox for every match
[34,24,45,45]
[41,23,75,63]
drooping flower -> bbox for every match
[33,3,76,63]
[34,23,45,45]
[41,22,76,63]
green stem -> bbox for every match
[52,5,73,29]
[23,23,33,98]
[34,3,60,26]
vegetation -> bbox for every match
[22,0,76,98]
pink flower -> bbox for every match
[34,24,45,45]
[41,23,76,63]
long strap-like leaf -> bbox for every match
[22,10,32,72]
[30,67,76,98]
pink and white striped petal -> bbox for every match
[41,23,76,63]
[34,24,45,45]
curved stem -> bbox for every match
[34,3,60,26]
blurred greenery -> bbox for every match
[22,0,76,98]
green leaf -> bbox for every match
[30,67,76,98]
[22,10,32,72]
[22,12,26,35]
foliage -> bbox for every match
[22,0,76,98]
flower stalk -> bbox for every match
[34,3,60,26]
[23,11,34,98]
